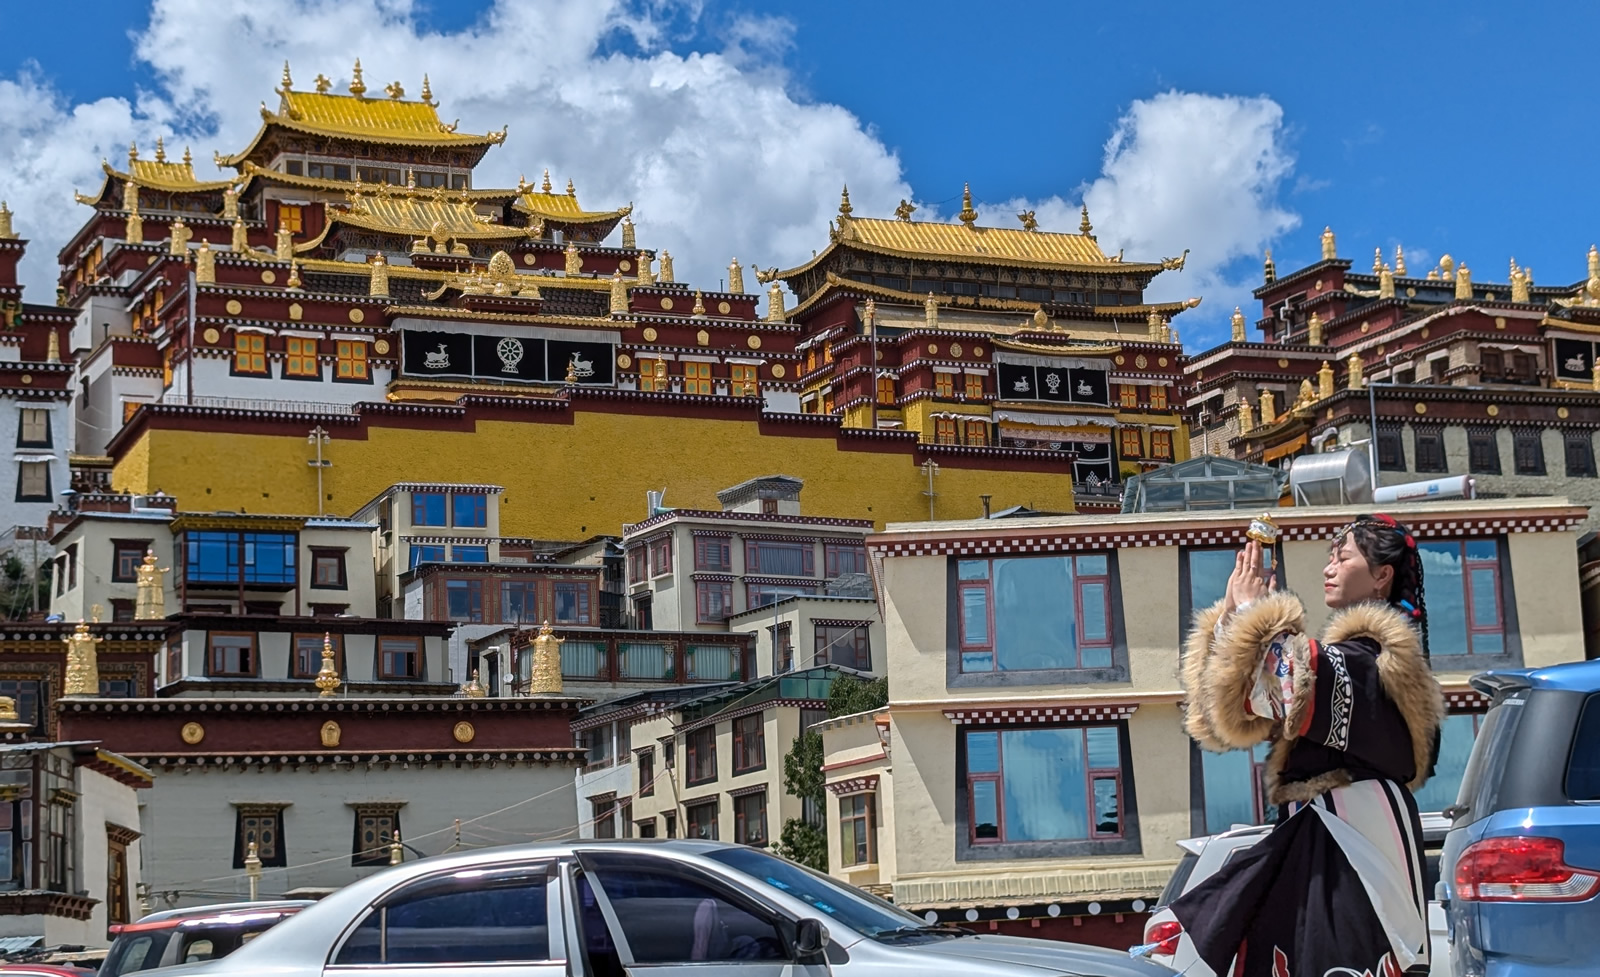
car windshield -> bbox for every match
[704,847,935,939]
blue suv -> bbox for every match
[1439,660,1600,975]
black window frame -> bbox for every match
[1565,430,1597,478]
[233,805,288,869]
[1414,425,1448,474]
[15,459,50,502]
[351,805,403,867]
[1468,427,1502,475]
[16,407,51,449]
[1376,424,1406,472]
[1512,428,1545,476]
[309,547,348,589]
[111,539,152,583]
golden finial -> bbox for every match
[728,258,745,293]
[461,669,488,698]
[128,140,138,164]
[1320,225,1336,261]
[692,290,706,316]
[1347,350,1364,390]
[565,358,578,383]
[1018,210,1038,232]
[957,183,978,226]
[925,292,939,328]
[315,633,342,697]
[527,621,565,694]
[1147,308,1163,338]
[385,80,405,100]
[1231,306,1246,342]
[1263,248,1276,284]
[420,74,436,106]
[609,270,628,314]
[1079,203,1093,237]
[1455,264,1472,301]
[894,199,916,221]
[1588,243,1599,281]
[182,145,192,167]
[541,169,552,193]
[389,830,403,865]
[1259,387,1278,425]
[1378,264,1395,299]
[863,298,876,332]
[563,239,581,276]
[1032,307,1049,331]
[636,250,654,284]
[0,202,14,241]
[1511,259,1530,303]
[621,215,636,250]
[1237,397,1254,434]
[286,261,302,290]
[154,137,166,163]
[1439,254,1455,281]
[195,240,215,284]
[1373,247,1383,274]
[1319,360,1335,400]
[314,73,332,93]
[47,328,59,364]
[838,184,853,219]
[566,178,576,196]
[659,250,674,283]
[280,60,293,91]
[1307,310,1324,346]
[369,251,389,298]
[62,617,103,697]
[1394,245,1407,276]
[349,58,367,97]
[767,281,786,322]
[231,217,247,252]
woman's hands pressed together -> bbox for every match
[1221,540,1276,618]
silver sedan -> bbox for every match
[156,840,1176,977]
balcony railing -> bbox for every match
[159,395,357,416]
[509,628,754,692]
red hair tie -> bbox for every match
[1403,534,1415,548]
[1373,513,1397,527]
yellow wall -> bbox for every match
[113,411,1077,537]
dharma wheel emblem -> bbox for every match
[496,338,524,373]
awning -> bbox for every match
[1261,433,1308,463]
[994,410,1118,429]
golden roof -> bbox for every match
[787,271,1195,322]
[238,161,515,200]
[76,158,237,206]
[310,188,528,244]
[219,88,506,166]
[777,214,1163,278]
[991,338,1123,356]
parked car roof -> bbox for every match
[1473,658,1600,695]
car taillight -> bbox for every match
[1143,919,1182,955]
[1455,836,1600,902]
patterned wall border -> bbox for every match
[824,775,879,796]
[944,704,1140,725]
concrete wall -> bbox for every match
[77,765,144,941]
[136,761,576,907]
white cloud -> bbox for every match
[0,7,1300,349]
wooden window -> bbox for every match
[1150,430,1173,460]
[733,790,767,846]
[378,637,422,679]
[235,806,286,868]
[686,726,717,786]
[553,581,591,624]
[17,408,50,447]
[1512,428,1545,475]
[806,349,817,374]
[1566,431,1597,478]
[351,806,400,866]
[935,418,958,444]
[964,420,987,446]
[233,334,267,375]
[839,793,875,866]
[877,375,896,405]
[1468,428,1501,475]
[45,797,73,892]
[1149,385,1168,410]
[685,799,718,840]
[445,580,484,622]
[935,372,955,398]
[16,461,50,502]
[816,623,870,670]
[1120,428,1143,458]
[823,342,833,364]
[284,337,319,378]
[694,536,731,571]
[770,622,793,674]
[1415,426,1447,473]
[745,539,813,576]
[695,580,733,623]
[683,361,712,395]
[109,599,135,622]
[1480,349,1504,378]
[208,632,256,676]
[335,340,369,381]
[278,204,303,234]
[732,714,765,773]
[592,797,617,839]
[112,539,151,582]
[636,818,657,838]
[1119,384,1138,408]
[964,373,984,399]
[310,548,347,588]
[958,554,1116,672]
[106,834,131,925]
[1377,426,1406,471]
[649,536,671,576]
[965,725,1125,844]
[638,357,667,392]
[731,364,759,397]
[824,542,866,577]
[638,749,656,797]
[293,633,341,679]
[627,545,647,583]
[66,544,77,590]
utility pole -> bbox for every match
[920,458,939,521]
[307,426,332,516]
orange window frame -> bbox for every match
[233,334,267,375]
[1150,385,1168,410]
[876,375,896,405]
[279,204,303,234]
[965,420,987,446]
[1120,428,1143,457]
[638,358,667,392]
[935,372,955,398]
[1151,430,1173,459]
[935,418,958,444]
[336,340,368,380]
[285,337,319,377]
[1119,384,1138,408]
[965,373,984,399]
[731,364,759,397]
[683,361,712,395]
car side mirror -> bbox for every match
[793,918,828,956]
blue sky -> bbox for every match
[3,1,1596,348]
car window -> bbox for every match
[183,938,215,963]
[1457,691,1527,822]
[334,870,552,965]
[107,933,160,974]
[1567,693,1600,801]
[704,846,926,938]
[585,856,786,963]
[1155,853,1197,908]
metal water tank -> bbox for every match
[1288,448,1373,506]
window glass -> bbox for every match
[1412,713,1482,812]
[587,859,783,963]
[1419,540,1506,657]
[957,555,1115,671]
[685,799,718,839]
[745,540,813,576]
[453,494,487,528]
[1565,694,1600,801]
[446,580,483,622]
[704,846,924,938]
[555,582,591,624]
[410,544,445,567]
[452,545,488,563]
[1186,549,1236,614]
[337,875,551,964]
[966,726,1125,843]
[412,493,447,526]
[1199,742,1273,833]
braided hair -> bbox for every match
[1333,513,1430,660]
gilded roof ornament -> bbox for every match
[636,251,654,284]
[280,61,293,92]
[567,178,576,196]
[349,58,367,97]
[541,169,553,193]
[1160,249,1189,271]
[232,218,247,252]
[692,290,707,317]
[894,199,916,222]
[315,633,341,697]
[461,670,487,698]
[1147,308,1163,339]
[168,216,192,256]
[526,622,564,695]
[275,222,293,261]
[1307,310,1323,346]
[924,292,938,328]
[286,260,302,290]
[1263,248,1276,284]
[1379,265,1395,299]
[1079,204,1093,238]
[621,215,636,250]
[420,74,437,107]
[1032,307,1049,331]
[369,251,389,298]
[182,145,193,167]
[1394,245,1407,277]
[1510,259,1530,303]
[767,281,786,322]
[1320,225,1336,261]
[128,140,139,165]
[659,251,674,283]
[1319,360,1335,400]
[385,80,405,100]
[314,73,332,93]
[1454,264,1472,300]
[1018,210,1037,232]
[1231,306,1246,342]
[957,183,978,227]
[610,270,628,314]
[728,258,745,293]
[838,184,853,219]
[1438,254,1455,281]
[564,240,582,276]
[1589,244,1599,281]
[194,239,214,283]
[0,202,14,241]
[1373,248,1383,274]
[1347,351,1364,390]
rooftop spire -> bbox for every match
[349,58,367,97]
[958,183,978,226]
[567,178,575,196]
[154,137,166,163]
[1321,225,1336,261]
[182,145,192,167]
[1079,203,1093,237]
[420,74,437,107]
[541,169,552,193]
[1373,247,1383,274]
[838,184,853,219]
[1263,248,1276,284]
[0,201,15,241]
[128,140,138,165]
[281,60,293,91]
[1394,244,1407,277]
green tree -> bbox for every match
[775,674,888,871]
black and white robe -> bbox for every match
[1173,593,1444,977]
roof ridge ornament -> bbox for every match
[838,184,853,219]
[1394,245,1406,276]
[280,60,293,93]
[1263,248,1276,284]
[1321,225,1336,261]
[1018,210,1037,231]
[567,178,576,196]
[894,199,915,221]
[420,74,437,107]
[958,183,977,227]
[385,80,405,100]
[1079,203,1093,238]
[314,73,332,93]
[541,169,553,194]
[128,140,138,165]
[349,58,367,97]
